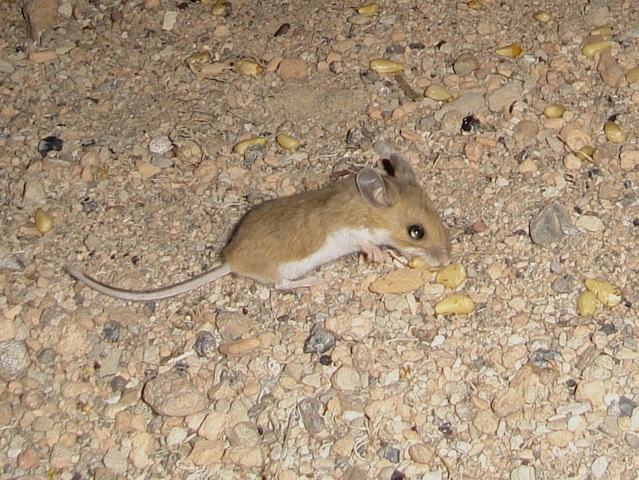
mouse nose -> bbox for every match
[424,245,451,268]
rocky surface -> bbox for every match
[1,0,638,479]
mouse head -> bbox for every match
[356,154,451,268]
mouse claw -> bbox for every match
[360,243,385,263]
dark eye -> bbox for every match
[408,224,424,240]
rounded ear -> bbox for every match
[382,154,416,184]
[356,168,397,207]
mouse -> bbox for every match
[65,153,451,302]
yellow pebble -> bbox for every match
[435,263,467,289]
[234,137,266,156]
[34,209,54,234]
[369,58,404,74]
[584,278,622,307]
[495,44,523,59]
[577,291,598,316]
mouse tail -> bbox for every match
[64,263,232,302]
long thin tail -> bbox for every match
[64,263,232,302]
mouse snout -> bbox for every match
[421,244,452,269]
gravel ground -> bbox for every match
[1,0,639,479]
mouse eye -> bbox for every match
[408,224,424,240]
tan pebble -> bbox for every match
[224,445,263,468]
[29,51,58,63]
[136,161,162,180]
[408,443,435,464]
[577,291,598,316]
[369,269,429,294]
[189,439,224,466]
[453,54,480,76]
[50,443,73,470]
[434,294,476,315]
[492,388,524,417]
[277,57,308,80]
[436,263,467,289]
[17,447,41,470]
[560,122,591,150]
[399,129,422,142]
[518,158,537,174]
[331,436,355,457]
[332,366,361,390]
[464,140,485,162]
[218,337,261,356]
[563,154,582,170]
[198,411,228,440]
[34,209,53,234]
[369,58,404,74]
[332,39,357,53]
[575,215,604,232]
[575,379,606,406]
[604,120,626,143]
[80,150,101,167]
[325,315,373,340]
[584,278,622,307]
[495,43,523,58]
[424,83,453,102]
[626,67,639,84]
[546,430,573,447]
[200,62,229,76]
[597,50,627,88]
[620,150,639,170]
[473,409,499,434]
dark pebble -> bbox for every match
[303,324,336,354]
[103,322,121,343]
[38,135,63,157]
[194,331,217,358]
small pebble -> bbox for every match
[303,324,336,354]
[194,331,217,358]
[103,322,121,343]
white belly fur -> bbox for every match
[278,227,389,280]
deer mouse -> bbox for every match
[65,154,451,302]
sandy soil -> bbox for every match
[1,0,639,479]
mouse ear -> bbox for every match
[382,154,416,184]
[356,168,397,207]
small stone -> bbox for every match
[546,430,573,447]
[384,447,400,463]
[511,464,536,480]
[136,161,162,180]
[227,421,261,447]
[103,322,121,342]
[162,11,178,31]
[408,443,435,464]
[218,337,261,356]
[563,153,582,170]
[142,372,206,416]
[513,121,539,145]
[369,269,429,294]
[619,396,637,417]
[103,448,128,474]
[626,432,639,448]
[23,179,47,205]
[597,50,626,88]
[0,340,32,382]
[194,331,217,358]
[216,311,251,341]
[453,54,480,76]
[277,57,308,80]
[22,390,45,409]
[492,388,524,417]
[198,411,228,441]
[24,0,60,41]
[29,51,58,63]
[50,442,73,470]
[373,140,396,157]
[485,81,523,112]
[575,215,604,232]
[620,150,639,171]
[17,447,41,470]
[224,445,264,468]
[591,456,609,478]
[332,366,361,391]
[473,410,499,434]
[324,315,373,340]
[529,203,572,246]
[148,135,173,155]
[551,275,573,294]
[298,397,325,434]
[188,439,224,466]
[303,324,336,354]
[575,379,606,407]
